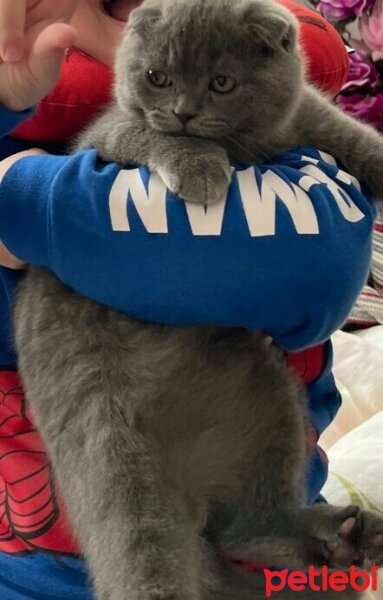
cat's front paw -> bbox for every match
[157,144,232,205]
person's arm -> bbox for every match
[0,146,376,351]
[0,0,80,267]
[0,143,45,268]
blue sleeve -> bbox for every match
[307,341,341,435]
[0,146,376,351]
[0,107,34,137]
[305,340,341,502]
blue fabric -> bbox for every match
[306,447,329,505]
[0,108,65,367]
[0,149,375,353]
[0,553,93,600]
[0,106,376,599]
[0,107,34,139]
[308,342,342,435]
[0,109,38,368]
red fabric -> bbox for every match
[0,371,80,554]
[220,553,268,574]
[13,49,113,143]
[287,345,324,385]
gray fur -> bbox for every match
[14,0,383,598]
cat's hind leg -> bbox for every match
[204,336,383,574]
[209,338,309,553]
[293,504,383,568]
[222,499,383,573]
[14,268,205,600]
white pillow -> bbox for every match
[321,327,383,449]
[323,411,383,600]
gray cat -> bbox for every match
[14,0,383,599]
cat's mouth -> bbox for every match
[101,0,139,22]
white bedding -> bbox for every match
[322,326,383,598]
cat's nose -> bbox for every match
[172,110,196,126]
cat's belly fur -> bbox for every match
[14,266,306,512]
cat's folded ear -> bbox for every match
[240,0,298,54]
[127,0,163,36]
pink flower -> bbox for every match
[338,92,383,129]
[359,1,383,58]
[342,51,380,91]
[317,0,374,22]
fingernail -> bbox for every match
[3,43,23,62]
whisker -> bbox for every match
[201,118,228,127]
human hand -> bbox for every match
[0,148,47,268]
[0,241,24,268]
[0,0,79,111]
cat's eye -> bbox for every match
[210,76,236,94]
[147,70,172,88]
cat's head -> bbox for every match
[114,0,303,146]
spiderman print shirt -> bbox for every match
[0,369,80,555]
